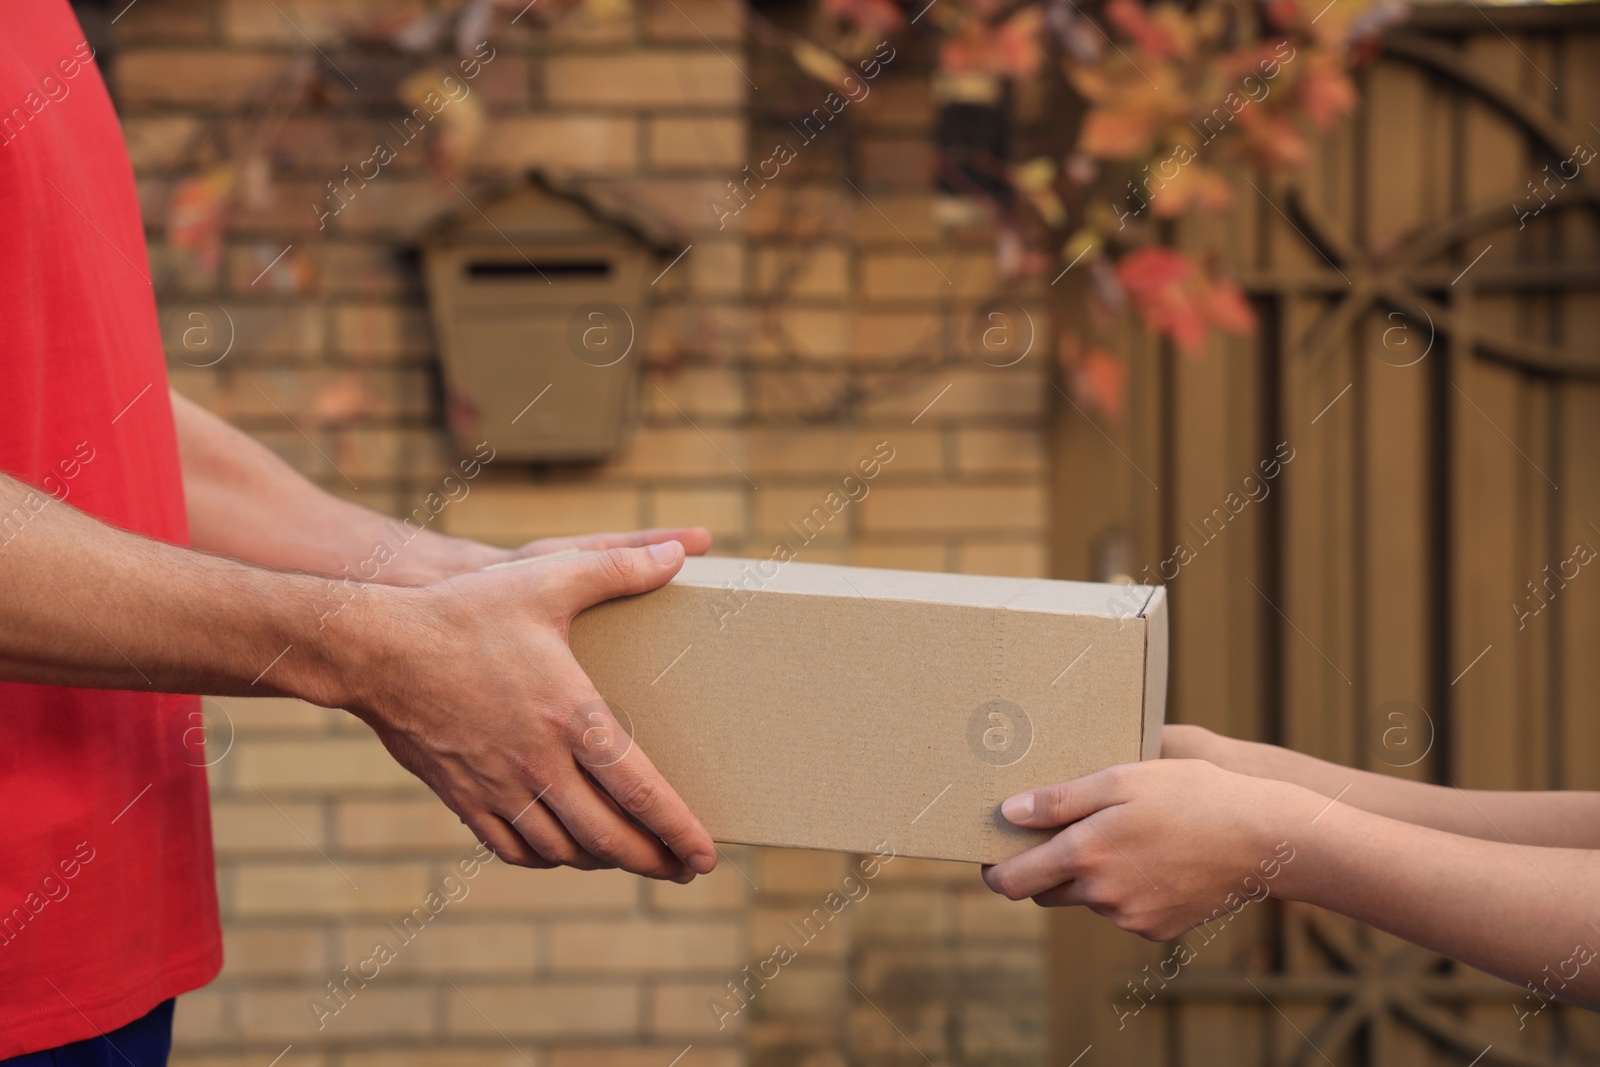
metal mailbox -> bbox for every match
[422,178,674,462]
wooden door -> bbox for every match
[1048,5,1600,1063]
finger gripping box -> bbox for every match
[569,556,1169,865]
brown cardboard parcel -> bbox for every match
[569,556,1169,865]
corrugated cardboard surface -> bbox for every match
[570,557,1168,864]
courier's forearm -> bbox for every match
[1220,736,1600,849]
[0,470,377,705]
[172,390,498,584]
[1282,802,1600,1009]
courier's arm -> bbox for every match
[1164,723,1600,848]
[171,389,711,581]
[985,760,1600,1010]
[0,468,714,881]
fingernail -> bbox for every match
[689,851,715,874]
[649,540,683,565]
[1001,793,1034,823]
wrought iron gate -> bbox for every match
[1048,4,1600,1063]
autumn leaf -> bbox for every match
[168,165,235,279]
[1080,105,1160,158]
[1200,276,1256,333]
[1071,345,1128,421]
[940,7,1046,77]
[1301,53,1357,127]
[822,0,905,38]
[1104,0,1194,61]
[1148,161,1234,217]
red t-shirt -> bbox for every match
[0,2,222,1054]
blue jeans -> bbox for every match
[3,1000,173,1067]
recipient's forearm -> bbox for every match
[1222,737,1600,849]
[1284,800,1600,1009]
[172,390,498,584]
[0,471,372,704]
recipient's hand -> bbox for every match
[347,539,716,882]
[982,760,1317,939]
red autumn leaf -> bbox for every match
[1072,345,1128,422]
[940,7,1045,77]
[1104,0,1190,60]
[1116,245,1192,297]
[1301,54,1357,128]
[1079,106,1160,158]
[822,0,905,37]
[1201,276,1256,334]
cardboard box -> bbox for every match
[569,556,1168,865]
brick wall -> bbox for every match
[114,0,1051,1062]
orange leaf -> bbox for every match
[1201,277,1256,334]
[1301,54,1357,128]
[1072,346,1128,422]
[1079,106,1159,159]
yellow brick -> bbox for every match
[650,118,746,170]
[221,926,328,977]
[333,304,433,361]
[548,920,742,973]
[860,485,1046,535]
[647,487,747,540]
[233,861,433,917]
[645,368,745,420]
[550,1051,740,1067]
[335,920,537,975]
[749,907,849,962]
[954,428,1046,475]
[235,737,418,793]
[649,980,745,1036]
[646,864,749,913]
[646,0,743,41]
[161,304,323,363]
[751,964,847,1018]
[236,986,434,1041]
[846,542,946,572]
[743,429,939,478]
[342,1053,535,1067]
[850,194,942,243]
[171,986,227,1043]
[445,982,641,1038]
[442,484,643,544]
[860,251,996,300]
[211,798,326,855]
[955,887,1047,939]
[754,246,850,299]
[687,240,746,298]
[609,426,751,481]
[861,367,1048,421]
[748,369,850,420]
[116,0,211,41]
[853,887,952,939]
[873,857,975,884]
[752,848,849,897]
[955,540,1048,578]
[747,309,850,361]
[119,51,291,106]
[336,798,477,852]
[475,117,639,173]
[205,696,340,735]
[752,486,855,544]
[125,117,203,171]
[851,311,942,362]
[545,54,746,108]
[449,863,640,914]
[221,0,424,44]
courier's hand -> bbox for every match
[502,526,714,565]
[347,540,716,881]
[981,761,1316,939]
